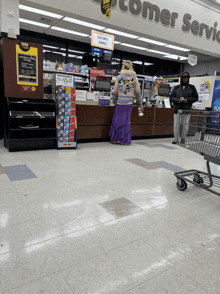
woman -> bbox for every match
[109,60,143,145]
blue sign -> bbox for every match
[211,80,220,112]
[211,80,220,127]
[103,49,113,55]
[91,47,102,57]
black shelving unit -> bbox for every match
[4,98,57,152]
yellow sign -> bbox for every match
[204,81,210,89]
[16,44,38,86]
[101,0,113,18]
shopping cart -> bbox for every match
[174,110,220,196]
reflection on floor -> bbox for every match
[0,137,220,294]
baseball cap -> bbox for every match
[182,72,189,77]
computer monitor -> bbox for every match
[158,84,171,97]
[102,53,112,63]
[95,80,111,92]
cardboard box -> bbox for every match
[70,123,75,130]
[70,117,75,124]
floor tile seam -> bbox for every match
[1,270,64,294]
[122,265,176,294]
[103,237,145,256]
[174,201,220,218]
[139,237,177,268]
[59,270,75,294]
[37,214,122,243]
[58,252,108,273]
[0,239,48,257]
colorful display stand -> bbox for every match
[53,73,77,149]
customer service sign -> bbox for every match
[91,30,114,51]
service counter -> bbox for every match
[76,105,175,142]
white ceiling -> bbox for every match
[18,0,220,64]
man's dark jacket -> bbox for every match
[170,73,198,113]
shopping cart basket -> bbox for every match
[174,110,220,196]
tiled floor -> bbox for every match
[1,137,220,294]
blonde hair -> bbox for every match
[122,60,134,71]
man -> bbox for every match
[170,72,198,144]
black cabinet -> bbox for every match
[4,98,57,152]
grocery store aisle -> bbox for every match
[0,138,220,294]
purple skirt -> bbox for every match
[109,104,132,144]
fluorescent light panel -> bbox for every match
[52,51,66,56]
[63,17,105,30]
[138,37,167,46]
[43,45,59,49]
[120,43,146,50]
[19,4,63,19]
[164,55,188,60]
[165,45,190,51]
[104,28,138,39]
[19,18,50,28]
[133,61,142,64]
[51,26,89,37]
[146,49,168,55]
[75,56,83,59]
[114,41,121,44]
[68,49,85,54]
[68,54,77,58]
[133,61,154,66]
[61,48,85,54]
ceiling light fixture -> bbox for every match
[63,17,106,30]
[138,37,167,46]
[144,62,154,65]
[165,45,190,51]
[43,45,59,49]
[104,28,138,39]
[50,26,89,37]
[120,43,146,50]
[114,41,121,44]
[19,18,50,28]
[54,52,66,56]
[19,4,63,19]
[146,49,168,55]
[132,61,143,65]
[68,49,85,54]
[164,55,188,60]
[163,54,179,60]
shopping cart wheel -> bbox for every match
[193,176,204,184]
[176,179,187,191]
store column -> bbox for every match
[0,0,19,36]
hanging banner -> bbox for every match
[101,0,113,18]
[188,54,197,66]
[16,44,38,86]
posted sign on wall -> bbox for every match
[16,43,38,86]
[91,30,114,51]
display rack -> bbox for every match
[53,73,77,149]
[4,97,57,152]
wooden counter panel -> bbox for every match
[76,105,114,124]
[131,124,153,136]
[77,125,110,139]
[154,108,174,124]
[131,107,155,124]
[153,124,173,135]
